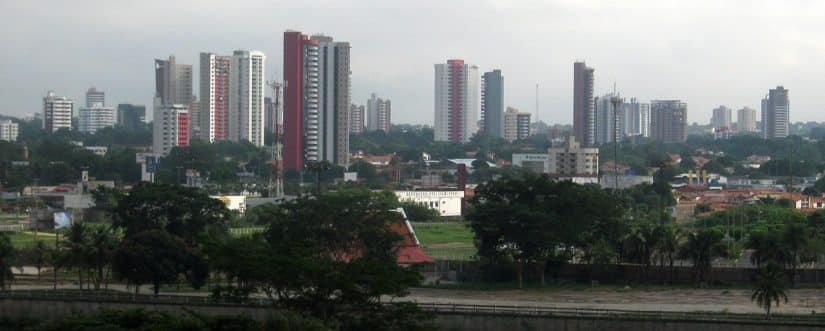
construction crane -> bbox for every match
[267,79,284,198]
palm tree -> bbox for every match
[656,224,680,284]
[33,240,48,280]
[781,223,807,287]
[679,228,727,285]
[61,222,90,290]
[752,261,788,319]
[621,219,658,283]
[88,225,118,290]
[0,233,14,291]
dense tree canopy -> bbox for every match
[205,187,432,330]
[468,173,626,286]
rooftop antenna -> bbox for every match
[535,83,539,126]
[609,83,624,196]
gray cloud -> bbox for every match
[2,0,825,124]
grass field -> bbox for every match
[2,231,56,249]
[410,222,477,261]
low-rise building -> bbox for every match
[78,104,116,133]
[0,120,19,141]
[394,190,464,217]
[548,136,598,176]
[511,153,549,174]
[599,175,654,190]
[84,146,108,156]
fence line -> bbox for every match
[0,223,31,232]
[1,290,824,325]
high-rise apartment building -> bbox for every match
[711,105,732,129]
[622,98,649,137]
[116,104,146,130]
[153,104,189,156]
[199,52,231,142]
[350,104,364,134]
[228,50,266,147]
[154,56,193,106]
[762,86,789,139]
[434,59,479,144]
[737,107,757,133]
[573,62,595,146]
[283,31,352,169]
[650,100,688,143]
[43,91,73,133]
[366,93,391,133]
[283,31,310,170]
[481,69,504,138]
[593,93,617,145]
[0,120,19,142]
[85,87,105,107]
[503,107,531,142]
[188,96,202,139]
[548,136,599,176]
[78,105,115,133]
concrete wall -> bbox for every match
[422,261,825,285]
[0,298,276,321]
[1,298,821,331]
[435,313,823,331]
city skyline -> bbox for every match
[3,1,825,125]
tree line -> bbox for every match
[0,183,434,331]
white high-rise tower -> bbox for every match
[434,59,479,144]
[229,50,266,147]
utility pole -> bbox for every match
[267,79,284,198]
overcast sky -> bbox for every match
[2,0,825,125]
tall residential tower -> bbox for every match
[228,50,266,147]
[366,93,391,133]
[199,52,231,142]
[650,100,688,143]
[481,69,504,138]
[43,91,73,133]
[762,86,789,139]
[154,56,193,106]
[434,59,479,144]
[282,31,351,169]
[573,62,595,146]
[737,107,757,133]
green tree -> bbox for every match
[745,226,783,269]
[0,233,14,290]
[113,230,208,296]
[33,240,48,280]
[679,228,727,285]
[781,222,807,287]
[88,224,119,289]
[208,187,431,330]
[655,224,680,284]
[399,201,440,222]
[60,222,91,290]
[102,182,230,245]
[751,261,788,319]
[621,219,660,282]
[468,173,625,287]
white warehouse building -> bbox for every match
[394,190,464,217]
